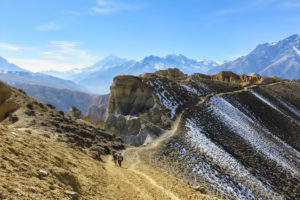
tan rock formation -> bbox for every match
[68,106,83,119]
[107,75,154,116]
[0,81,19,121]
[211,71,262,85]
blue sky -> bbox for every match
[0,0,300,72]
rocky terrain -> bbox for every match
[0,79,220,200]
[105,68,300,199]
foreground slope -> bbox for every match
[0,81,219,200]
[105,69,300,199]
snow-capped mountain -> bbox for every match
[208,34,300,79]
[43,55,133,81]
[44,54,220,94]
[0,56,28,72]
[127,54,220,75]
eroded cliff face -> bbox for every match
[105,74,171,145]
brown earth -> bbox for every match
[0,121,219,200]
[0,80,220,199]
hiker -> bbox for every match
[118,153,123,167]
[113,152,118,166]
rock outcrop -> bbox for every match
[68,106,83,119]
[105,74,168,145]
[0,81,19,121]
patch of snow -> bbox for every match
[186,119,249,177]
[208,96,300,175]
[181,84,203,96]
[143,134,153,145]
[145,79,182,119]
[276,97,300,117]
[184,118,277,199]
[249,90,286,116]
[124,115,139,120]
[293,46,300,56]
[268,41,278,46]
[154,63,166,70]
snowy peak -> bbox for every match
[209,34,300,79]
[85,55,133,72]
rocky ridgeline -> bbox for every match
[105,68,300,199]
[0,81,124,158]
[105,68,270,146]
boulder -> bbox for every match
[68,106,83,119]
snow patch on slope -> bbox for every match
[184,118,277,199]
[181,84,203,96]
[293,47,300,56]
[145,78,183,119]
[249,90,285,115]
[208,96,300,175]
[276,97,300,117]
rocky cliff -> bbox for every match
[105,68,300,199]
[86,94,110,121]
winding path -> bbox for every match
[101,81,285,200]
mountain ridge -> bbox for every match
[208,34,300,79]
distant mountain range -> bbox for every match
[0,56,82,91]
[208,34,300,79]
[43,54,221,94]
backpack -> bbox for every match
[113,153,118,160]
[118,154,123,161]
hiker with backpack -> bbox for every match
[113,152,118,166]
[118,153,123,167]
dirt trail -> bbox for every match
[100,81,284,200]
[101,112,218,200]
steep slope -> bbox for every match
[208,34,300,79]
[105,68,300,199]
